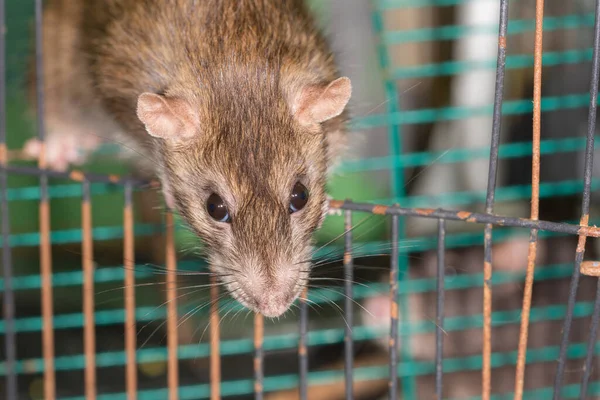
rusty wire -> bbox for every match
[3,1,600,399]
[166,211,180,400]
[254,313,264,400]
[82,180,97,400]
[34,0,56,397]
[513,0,545,397]
[210,276,221,400]
[124,181,138,399]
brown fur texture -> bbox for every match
[30,0,351,317]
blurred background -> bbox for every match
[3,0,600,398]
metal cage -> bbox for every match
[3,0,600,399]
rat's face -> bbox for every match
[165,113,328,317]
[136,75,351,317]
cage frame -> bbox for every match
[3,0,600,399]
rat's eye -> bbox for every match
[206,193,231,223]
[290,182,309,213]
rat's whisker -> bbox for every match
[307,277,371,289]
[307,285,374,317]
[308,291,351,331]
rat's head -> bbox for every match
[136,72,351,317]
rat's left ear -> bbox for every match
[137,93,198,141]
[293,77,352,126]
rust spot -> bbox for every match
[484,230,492,241]
[415,208,435,216]
[298,344,307,356]
[38,143,46,169]
[329,199,344,209]
[254,383,262,393]
[457,211,472,220]
[580,226,600,238]
[0,143,6,165]
[467,217,477,223]
[372,205,388,215]
[343,252,352,264]
[581,261,600,277]
[108,174,120,183]
[581,214,590,226]
[576,234,588,253]
[390,300,398,319]
[499,36,507,49]
[483,261,492,277]
[389,338,395,347]
[69,170,85,182]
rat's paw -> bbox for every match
[23,134,98,172]
[325,194,342,216]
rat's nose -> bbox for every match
[256,291,291,318]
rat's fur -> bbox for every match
[28,0,351,317]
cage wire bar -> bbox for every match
[436,218,446,398]
[514,0,543,398]
[0,0,16,398]
[343,209,355,399]
[554,0,600,396]
[481,0,510,396]
[82,179,97,400]
[123,180,138,399]
[210,275,221,400]
[165,211,180,400]
[298,288,309,400]
[3,0,600,399]
[34,0,57,398]
[582,0,600,374]
[254,313,264,400]
[371,5,418,398]
[389,213,400,399]
[579,0,600,394]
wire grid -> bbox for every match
[3,0,600,399]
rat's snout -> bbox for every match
[255,291,292,318]
[237,263,301,318]
[248,278,298,318]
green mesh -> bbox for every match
[1,0,599,399]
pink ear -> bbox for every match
[294,77,352,126]
[136,93,198,140]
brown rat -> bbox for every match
[25,0,352,317]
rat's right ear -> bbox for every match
[136,93,198,141]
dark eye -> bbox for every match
[206,193,231,223]
[290,182,309,213]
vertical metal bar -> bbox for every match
[254,313,264,400]
[558,0,600,395]
[123,181,137,400]
[580,280,600,398]
[298,287,308,400]
[35,1,56,398]
[0,0,16,397]
[210,275,221,400]
[372,8,417,397]
[481,0,510,397]
[514,0,544,395]
[343,209,354,399]
[165,211,179,400]
[82,180,96,400]
[436,219,446,398]
[389,214,399,400]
